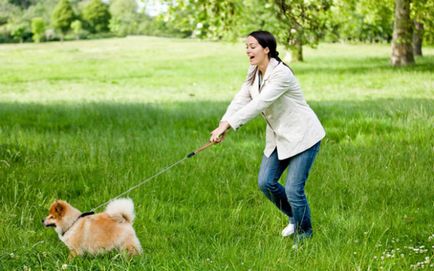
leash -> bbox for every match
[90,141,216,212]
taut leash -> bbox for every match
[90,141,216,212]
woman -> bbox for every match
[210,30,325,242]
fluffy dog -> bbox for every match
[42,198,142,258]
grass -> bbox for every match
[0,36,433,270]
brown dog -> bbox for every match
[43,198,142,258]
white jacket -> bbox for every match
[221,58,325,160]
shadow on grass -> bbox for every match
[0,97,432,158]
[0,97,432,132]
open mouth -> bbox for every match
[249,55,255,60]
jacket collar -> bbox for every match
[257,58,280,89]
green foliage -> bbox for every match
[1,0,434,48]
[10,22,31,43]
[70,19,81,33]
[274,0,332,43]
[136,15,188,38]
[7,0,33,8]
[0,0,21,25]
[70,19,82,39]
[51,0,74,36]
[108,0,138,36]
[23,0,57,24]
[31,16,44,42]
[412,0,434,44]
[212,0,284,42]
[163,0,333,60]
[327,0,394,42]
[163,0,242,40]
[0,0,22,42]
[82,0,110,33]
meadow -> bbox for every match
[0,36,433,270]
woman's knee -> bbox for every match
[285,187,305,203]
[259,177,282,194]
[258,175,269,191]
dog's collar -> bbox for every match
[61,211,95,236]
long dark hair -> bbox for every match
[246,30,291,86]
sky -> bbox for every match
[137,0,168,17]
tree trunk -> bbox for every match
[291,39,303,62]
[412,21,424,56]
[289,25,304,62]
[391,0,414,66]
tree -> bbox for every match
[10,22,29,43]
[411,0,434,56]
[31,16,44,42]
[232,0,283,38]
[163,0,331,61]
[412,20,423,56]
[0,0,21,42]
[326,0,394,43]
[7,0,33,9]
[51,0,74,41]
[70,19,82,40]
[23,0,58,23]
[82,0,111,33]
[163,0,241,40]
[391,0,414,66]
[109,0,139,36]
[272,0,332,61]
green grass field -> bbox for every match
[0,36,433,270]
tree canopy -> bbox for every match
[82,0,111,33]
[51,0,74,38]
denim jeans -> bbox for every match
[258,141,321,238]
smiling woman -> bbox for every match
[210,30,326,246]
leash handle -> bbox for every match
[187,141,215,158]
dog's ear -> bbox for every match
[51,200,66,217]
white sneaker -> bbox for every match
[281,223,295,237]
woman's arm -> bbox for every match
[210,66,254,143]
[225,67,291,130]
[221,65,256,122]
[220,81,252,122]
[210,121,230,143]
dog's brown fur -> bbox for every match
[43,199,142,258]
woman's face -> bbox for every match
[246,36,269,66]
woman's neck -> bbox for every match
[258,58,270,75]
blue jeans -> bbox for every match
[258,141,321,238]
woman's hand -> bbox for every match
[210,121,230,143]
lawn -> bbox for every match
[0,36,433,270]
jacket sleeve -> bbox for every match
[225,68,291,130]
[220,66,255,122]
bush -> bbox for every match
[31,17,45,43]
[10,22,32,43]
[82,0,111,33]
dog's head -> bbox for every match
[42,200,75,234]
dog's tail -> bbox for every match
[105,198,135,224]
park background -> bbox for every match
[1,0,433,270]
